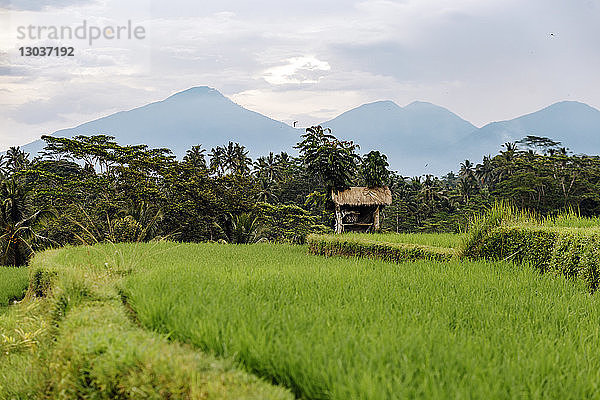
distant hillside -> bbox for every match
[322,100,477,176]
[18,86,300,159]
[458,101,600,161]
[13,87,600,177]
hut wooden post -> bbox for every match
[334,204,343,234]
[374,205,380,231]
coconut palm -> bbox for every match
[476,156,496,189]
[5,147,29,174]
[254,152,281,182]
[209,146,226,177]
[0,179,55,266]
[183,145,207,172]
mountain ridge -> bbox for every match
[11,87,600,176]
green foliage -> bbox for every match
[307,233,454,262]
[0,267,29,307]
[295,125,360,192]
[218,212,260,244]
[360,150,391,187]
[462,215,600,291]
[124,242,600,399]
[15,131,600,250]
[256,203,330,244]
[459,201,532,258]
[209,141,252,176]
[0,178,55,266]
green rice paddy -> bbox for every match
[123,242,600,399]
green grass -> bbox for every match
[0,244,293,399]
[124,242,600,399]
[0,267,29,308]
[343,232,464,248]
[542,212,600,228]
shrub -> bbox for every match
[257,203,330,244]
[463,226,600,291]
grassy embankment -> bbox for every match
[460,204,600,290]
[0,243,293,399]
[307,232,458,262]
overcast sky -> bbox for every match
[1,0,599,149]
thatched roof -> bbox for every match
[331,186,392,206]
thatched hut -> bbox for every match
[331,187,392,233]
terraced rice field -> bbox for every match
[123,243,600,399]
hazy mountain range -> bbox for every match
[13,86,600,176]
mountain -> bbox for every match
[14,88,600,177]
[18,86,300,159]
[458,101,600,161]
[322,100,477,176]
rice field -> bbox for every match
[124,242,600,400]
[0,267,29,308]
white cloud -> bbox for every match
[262,56,331,85]
[0,0,600,146]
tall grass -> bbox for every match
[0,244,292,399]
[0,267,29,308]
[542,209,600,228]
[124,243,600,399]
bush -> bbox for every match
[463,225,600,291]
[257,203,330,244]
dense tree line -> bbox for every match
[382,135,600,232]
[2,128,600,266]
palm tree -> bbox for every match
[183,145,207,172]
[0,179,54,266]
[476,156,495,189]
[209,147,226,177]
[254,152,281,182]
[5,147,30,173]
[232,143,252,176]
[295,126,360,192]
[0,155,7,179]
[458,177,475,204]
[459,160,476,182]
[502,142,518,153]
[255,177,279,203]
[275,152,291,168]
[217,212,260,244]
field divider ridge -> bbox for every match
[307,234,455,263]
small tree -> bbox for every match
[361,151,390,187]
[295,126,360,193]
[0,179,55,266]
